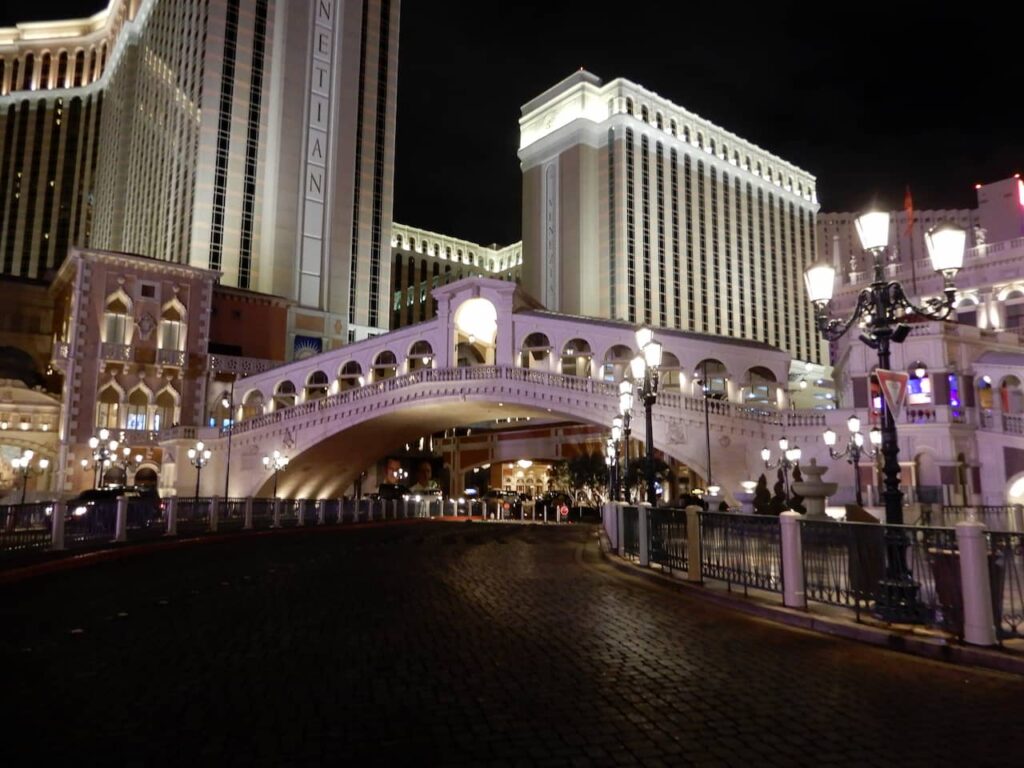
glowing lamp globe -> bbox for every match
[855,211,890,252]
[925,221,966,276]
[803,262,836,304]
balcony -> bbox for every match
[99,342,132,362]
[157,348,186,367]
[208,354,282,375]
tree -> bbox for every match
[753,473,771,514]
[566,452,609,503]
[789,465,806,513]
[623,456,674,504]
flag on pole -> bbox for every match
[903,185,914,237]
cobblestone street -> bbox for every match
[3,521,1023,766]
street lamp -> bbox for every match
[631,326,663,507]
[262,449,289,498]
[824,415,881,508]
[12,450,49,504]
[187,440,211,499]
[805,212,964,622]
[610,416,623,501]
[88,428,120,488]
[220,381,236,499]
[761,437,802,509]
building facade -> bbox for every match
[519,70,824,365]
[389,223,522,329]
[0,0,400,353]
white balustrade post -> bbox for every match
[114,496,128,543]
[317,500,326,525]
[638,503,651,566]
[955,521,998,646]
[779,511,807,609]
[50,501,66,551]
[685,506,702,583]
[297,499,305,527]
[243,497,253,530]
[272,498,281,528]
[209,495,219,533]
[603,502,619,551]
[165,497,178,536]
[1012,505,1024,533]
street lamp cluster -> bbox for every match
[804,209,964,622]
[824,416,880,508]
[12,450,48,504]
[83,428,142,489]
[187,440,211,499]
[262,449,289,498]
[761,438,802,508]
[606,327,664,507]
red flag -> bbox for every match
[903,185,914,237]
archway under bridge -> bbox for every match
[209,369,756,500]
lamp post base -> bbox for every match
[873,578,924,624]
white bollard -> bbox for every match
[686,506,702,583]
[297,499,305,527]
[114,496,128,543]
[243,497,253,530]
[165,497,178,536]
[603,502,618,551]
[1012,505,1024,533]
[955,521,998,646]
[51,501,66,551]
[209,495,219,533]
[617,505,625,556]
[779,511,807,609]
[638,503,651,566]
[272,498,281,528]
[317,500,326,525]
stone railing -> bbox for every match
[157,348,186,367]
[99,342,133,362]
[223,364,825,438]
[209,354,285,375]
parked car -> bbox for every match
[481,489,522,518]
[66,486,162,525]
[375,483,410,501]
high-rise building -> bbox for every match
[0,0,400,353]
[519,70,824,364]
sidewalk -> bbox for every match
[595,527,1024,677]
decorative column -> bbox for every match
[955,520,997,646]
[779,512,807,609]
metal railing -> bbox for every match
[699,512,783,595]
[0,503,55,554]
[648,508,687,573]
[988,531,1024,640]
[622,506,639,559]
[926,505,1024,532]
[176,497,212,534]
[65,500,119,544]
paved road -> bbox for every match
[3,522,1023,766]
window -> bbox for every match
[126,390,149,430]
[154,390,177,430]
[96,386,120,429]
[907,365,932,405]
[104,297,131,345]
[140,284,156,298]
[159,304,185,350]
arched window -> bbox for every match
[273,381,297,410]
[126,388,149,430]
[560,339,592,378]
[372,351,398,380]
[907,363,932,405]
[745,366,777,405]
[655,112,663,129]
[159,302,185,350]
[640,105,649,123]
[697,132,704,149]
[520,332,551,370]
[22,53,34,90]
[96,385,120,429]
[338,361,363,391]
[694,359,728,398]
[395,234,403,248]
[408,340,433,371]
[660,352,682,390]
[74,50,85,87]
[1004,288,1024,329]
[1001,376,1023,414]
[683,126,690,143]
[602,344,634,382]
[240,390,263,420]
[154,389,178,430]
[104,294,132,345]
[670,119,677,136]
[305,370,329,400]
[625,97,634,116]
[57,51,68,87]
[955,296,978,327]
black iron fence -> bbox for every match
[622,506,639,560]
[924,505,1023,531]
[699,512,783,595]
[649,508,688,573]
[0,503,54,554]
[988,531,1024,640]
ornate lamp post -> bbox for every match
[804,212,964,622]
[12,450,49,504]
[630,326,663,507]
[88,428,120,488]
[187,440,211,499]
[610,416,623,500]
[618,381,634,500]
[824,415,881,508]
[761,438,802,507]
[262,449,289,498]
[113,446,144,487]
[220,381,236,499]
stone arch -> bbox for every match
[743,365,776,405]
[693,359,729,398]
[305,370,329,401]
[560,338,592,378]
[337,361,364,391]
[407,340,434,372]
[453,297,497,366]
[601,344,634,383]
[160,298,187,351]
[372,350,399,380]
[154,385,180,430]
[240,388,264,420]
[273,380,297,411]
[520,332,551,370]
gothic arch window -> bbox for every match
[154,387,179,430]
[159,300,186,351]
[96,384,121,430]
[103,292,133,345]
[126,387,151,430]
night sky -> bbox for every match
[4,1,1020,247]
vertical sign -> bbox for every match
[299,0,336,307]
[876,369,909,420]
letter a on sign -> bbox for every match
[875,369,909,420]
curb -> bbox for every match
[593,529,1024,677]
[0,517,432,586]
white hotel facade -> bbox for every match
[0,0,399,352]
[518,70,825,366]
